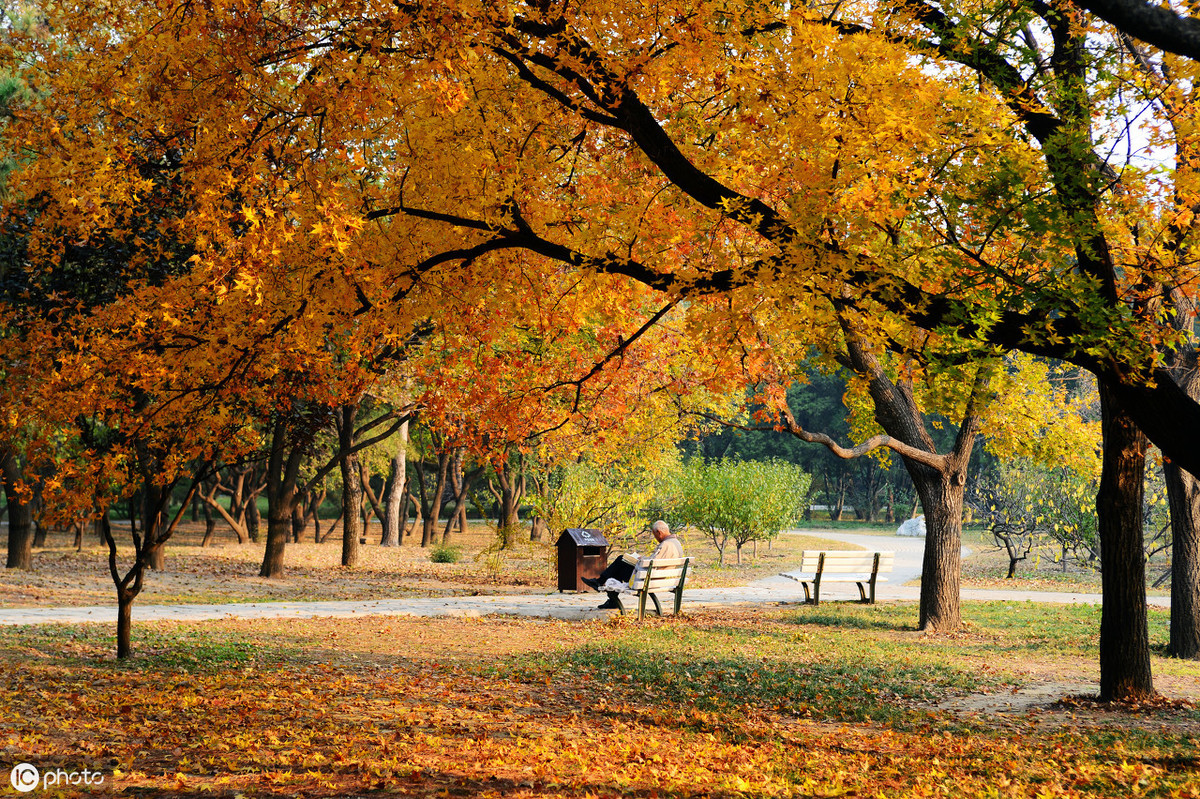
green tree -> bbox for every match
[673,458,809,565]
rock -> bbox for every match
[896,515,926,537]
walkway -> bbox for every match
[0,530,1167,626]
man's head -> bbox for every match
[651,520,670,542]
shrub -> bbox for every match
[429,543,463,563]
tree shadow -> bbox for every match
[779,606,916,632]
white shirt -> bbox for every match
[650,535,684,560]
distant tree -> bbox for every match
[673,458,810,566]
[972,461,1099,578]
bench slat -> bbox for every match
[784,551,894,606]
[618,557,691,620]
[798,551,894,573]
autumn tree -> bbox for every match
[10,0,1197,694]
[377,0,1192,699]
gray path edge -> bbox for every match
[0,530,1168,626]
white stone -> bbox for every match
[897,515,926,537]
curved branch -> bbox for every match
[694,409,948,471]
[1072,0,1200,61]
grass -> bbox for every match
[0,602,1197,797]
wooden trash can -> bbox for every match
[556,528,608,592]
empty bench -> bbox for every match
[782,550,894,605]
[616,556,691,620]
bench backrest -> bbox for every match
[799,550,895,574]
[630,556,690,592]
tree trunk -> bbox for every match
[1097,385,1156,700]
[142,483,167,571]
[2,451,34,570]
[203,477,250,544]
[261,514,290,578]
[200,498,217,547]
[828,330,984,633]
[341,452,363,565]
[116,590,134,660]
[306,488,326,542]
[1163,458,1200,659]
[339,403,363,568]
[382,423,410,546]
[260,419,304,579]
[291,500,306,544]
[909,462,965,631]
[486,451,526,545]
[441,448,469,545]
[420,450,451,548]
[103,479,199,660]
[1163,341,1200,660]
[247,490,261,543]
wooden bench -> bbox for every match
[781,550,894,605]
[616,556,691,620]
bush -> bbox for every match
[429,543,463,563]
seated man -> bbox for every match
[583,520,683,609]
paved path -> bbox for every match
[0,531,1167,626]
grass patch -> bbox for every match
[428,542,463,563]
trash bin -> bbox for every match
[556,528,608,592]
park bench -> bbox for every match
[614,556,691,620]
[781,550,894,605]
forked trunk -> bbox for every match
[259,419,307,578]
